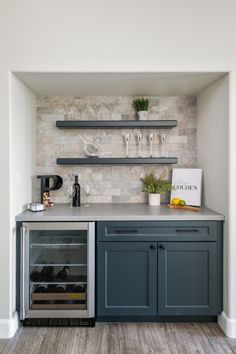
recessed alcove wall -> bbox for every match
[11,72,228,208]
[35,95,197,203]
[10,71,229,329]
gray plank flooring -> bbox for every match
[0,323,236,354]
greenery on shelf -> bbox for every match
[140,171,172,194]
[132,98,150,112]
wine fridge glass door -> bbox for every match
[20,222,95,320]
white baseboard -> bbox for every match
[0,311,234,339]
[218,311,236,338]
[0,311,19,338]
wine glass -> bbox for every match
[84,185,90,207]
[160,133,168,158]
[149,133,154,158]
[124,133,130,158]
[137,133,142,158]
[68,185,75,208]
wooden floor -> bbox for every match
[0,323,236,354]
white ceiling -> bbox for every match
[14,72,226,96]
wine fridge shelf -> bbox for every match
[30,264,87,267]
[30,243,87,247]
[31,304,87,310]
[31,281,87,285]
[32,292,86,301]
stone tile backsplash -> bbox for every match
[35,96,197,203]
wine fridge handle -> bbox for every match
[20,226,26,320]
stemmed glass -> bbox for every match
[68,185,75,208]
[149,133,154,157]
[124,133,130,158]
[84,185,90,207]
[160,133,168,158]
[137,133,142,158]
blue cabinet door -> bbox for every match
[97,242,157,316]
[158,242,222,316]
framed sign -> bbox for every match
[171,168,202,206]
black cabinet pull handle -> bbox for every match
[150,245,156,250]
[159,245,165,250]
[176,229,199,233]
[115,229,138,234]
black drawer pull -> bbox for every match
[115,229,138,234]
[150,244,156,250]
[176,229,199,233]
[159,245,165,250]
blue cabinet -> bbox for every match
[158,242,221,316]
[97,242,157,316]
[96,221,223,320]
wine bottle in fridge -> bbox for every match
[30,267,43,282]
[54,284,67,293]
[56,266,70,282]
[35,284,48,293]
[30,264,54,282]
[73,284,84,293]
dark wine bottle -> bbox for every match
[47,284,56,293]
[54,284,67,293]
[30,267,43,282]
[72,175,80,207]
[66,284,74,292]
[40,265,54,282]
[73,284,84,293]
[31,264,54,282]
[35,284,48,293]
[56,266,70,282]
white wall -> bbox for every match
[10,75,36,220]
[197,75,229,315]
[5,75,36,337]
[1,0,236,338]
[197,76,228,214]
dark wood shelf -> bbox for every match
[56,120,177,129]
[57,157,178,165]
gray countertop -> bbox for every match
[15,203,224,222]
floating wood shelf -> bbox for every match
[57,157,178,165]
[56,120,177,129]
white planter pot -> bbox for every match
[138,111,148,120]
[148,193,161,206]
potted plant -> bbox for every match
[133,98,150,120]
[141,172,172,206]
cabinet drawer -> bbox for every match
[97,221,221,242]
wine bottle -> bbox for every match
[47,284,56,293]
[72,175,80,207]
[35,284,48,293]
[73,284,84,293]
[56,266,70,282]
[54,284,67,293]
[30,267,43,282]
[40,265,54,282]
[66,284,74,292]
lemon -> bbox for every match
[171,198,181,206]
[179,200,186,207]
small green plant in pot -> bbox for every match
[141,172,172,206]
[133,98,150,120]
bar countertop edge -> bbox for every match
[15,203,225,222]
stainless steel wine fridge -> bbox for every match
[20,222,95,326]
